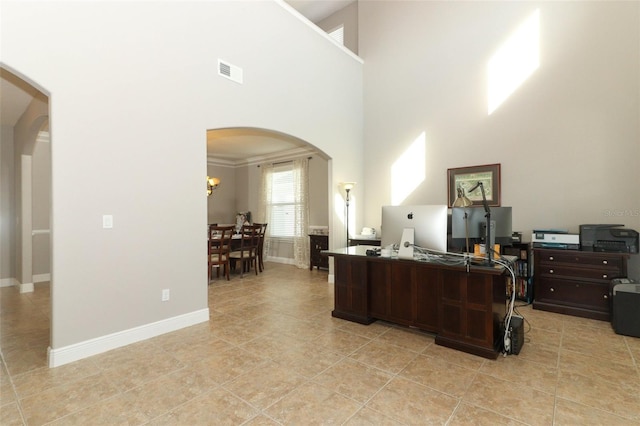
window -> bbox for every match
[258,158,310,269]
[328,25,344,45]
[269,165,296,237]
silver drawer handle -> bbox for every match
[604,295,608,299]
[550,288,555,292]
[549,269,554,274]
[549,256,554,261]
[603,274,608,279]
[602,260,608,265]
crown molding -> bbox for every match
[207,146,318,168]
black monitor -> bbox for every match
[450,206,513,248]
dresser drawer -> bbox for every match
[536,278,610,313]
[537,264,624,282]
[536,251,623,270]
[533,249,628,320]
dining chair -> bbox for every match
[254,222,268,272]
[229,223,261,277]
[208,225,234,281]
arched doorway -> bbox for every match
[206,127,331,267]
[0,66,51,371]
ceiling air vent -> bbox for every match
[218,59,243,84]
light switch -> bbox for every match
[102,215,113,229]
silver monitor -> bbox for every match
[381,205,448,252]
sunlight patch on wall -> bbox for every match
[391,132,426,205]
[488,9,540,115]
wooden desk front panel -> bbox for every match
[333,256,371,324]
[368,261,391,319]
[437,270,504,358]
[414,266,439,331]
[329,251,506,359]
[389,263,414,325]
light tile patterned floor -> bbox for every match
[1,263,639,425]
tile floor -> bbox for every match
[1,262,639,425]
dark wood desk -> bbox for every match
[324,246,509,359]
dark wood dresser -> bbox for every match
[533,249,628,321]
[309,234,329,270]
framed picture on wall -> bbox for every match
[447,163,501,207]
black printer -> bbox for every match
[579,224,639,253]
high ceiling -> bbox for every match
[0,68,45,126]
[286,0,355,23]
[207,0,355,164]
[1,1,354,163]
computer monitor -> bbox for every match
[451,206,513,246]
[381,205,448,253]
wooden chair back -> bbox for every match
[208,225,234,281]
[254,223,268,272]
[229,223,261,277]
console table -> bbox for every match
[324,246,510,359]
[309,234,329,270]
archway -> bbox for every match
[0,65,52,371]
[206,127,332,267]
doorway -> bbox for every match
[0,66,52,372]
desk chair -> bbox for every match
[208,225,234,281]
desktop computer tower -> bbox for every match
[508,315,524,355]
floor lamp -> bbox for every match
[452,186,473,254]
[342,182,356,246]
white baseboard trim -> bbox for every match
[0,278,18,288]
[47,308,210,368]
[33,273,51,283]
[19,282,34,293]
[266,256,296,265]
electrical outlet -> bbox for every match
[102,215,113,229]
[161,289,170,302]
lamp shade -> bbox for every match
[342,182,356,191]
[207,176,221,196]
[452,187,472,207]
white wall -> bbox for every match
[1,0,363,362]
[206,164,237,225]
[0,125,16,283]
[32,132,50,277]
[360,1,640,278]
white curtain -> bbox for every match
[257,158,310,269]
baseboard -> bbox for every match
[19,282,34,293]
[33,273,51,283]
[266,256,296,265]
[47,308,210,368]
[0,278,18,288]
